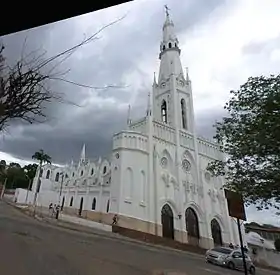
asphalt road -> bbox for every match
[0,201,277,275]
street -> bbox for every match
[0,201,277,275]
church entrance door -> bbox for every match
[78,197,83,216]
[161,204,174,239]
[211,219,223,246]
[185,207,200,246]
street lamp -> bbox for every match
[33,167,42,216]
[56,171,64,219]
[24,169,32,205]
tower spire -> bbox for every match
[80,144,86,161]
[153,72,157,86]
[146,91,152,117]
[158,7,183,82]
[186,67,189,82]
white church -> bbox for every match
[15,10,242,249]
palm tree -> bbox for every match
[31,150,51,206]
[32,149,52,167]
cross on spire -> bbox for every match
[164,5,170,17]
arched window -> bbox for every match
[91,168,94,175]
[46,170,50,179]
[106,199,110,213]
[161,100,167,123]
[168,42,172,48]
[72,172,75,177]
[92,198,96,210]
[163,45,166,51]
[80,170,83,176]
[103,166,107,175]
[181,98,187,129]
[175,43,177,47]
[39,169,43,177]
[124,167,133,199]
[69,196,73,206]
[55,172,59,182]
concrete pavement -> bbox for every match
[0,201,278,275]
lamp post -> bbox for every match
[33,167,42,216]
[56,172,64,219]
[24,169,32,205]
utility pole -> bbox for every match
[24,169,32,204]
[33,171,41,216]
[237,218,248,275]
[25,178,32,204]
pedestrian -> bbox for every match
[55,204,60,219]
[243,246,248,253]
[112,214,118,225]
[52,204,57,217]
[229,243,234,249]
[49,203,53,216]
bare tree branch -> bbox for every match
[0,14,127,132]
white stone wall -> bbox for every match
[111,133,149,220]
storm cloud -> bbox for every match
[2,0,280,165]
[0,0,229,163]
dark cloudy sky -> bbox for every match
[1,0,280,164]
[1,0,280,225]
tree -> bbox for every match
[0,159,6,174]
[0,16,126,132]
[207,75,280,210]
[32,149,51,195]
[275,239,280,252]
[0,161,38,190]
[23,163,38,180]
[32,149,51,167]
[5,162,27,189]
[0,159,7,188]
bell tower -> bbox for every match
[153,6,195,133]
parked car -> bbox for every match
[205,246,256,275]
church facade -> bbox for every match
[22,11,241,249]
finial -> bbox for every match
[127,104,131,126]
[164,5,170,17]
[186,67,189,81]
[153,72,157,85]
[146,91,152,117]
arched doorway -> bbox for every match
[211,219,223,246]
[185,207,200,246]
[61,196,65,211]
[78,197,83,216]
[161,204,174,239]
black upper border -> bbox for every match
[0,1,133,37]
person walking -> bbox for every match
[48,203,53,216]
